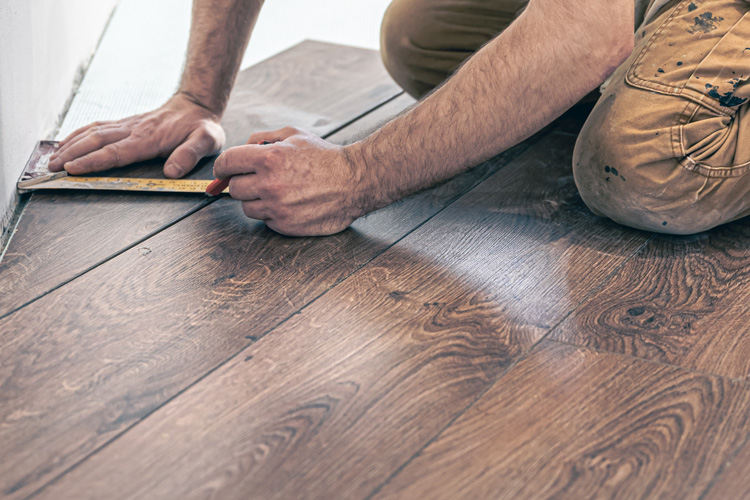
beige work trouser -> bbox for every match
[381,0,750,234]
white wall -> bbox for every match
[0,0,119,240]
[242,0,392,68]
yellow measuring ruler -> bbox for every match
[18,175,225,194]
[17,141,227,195]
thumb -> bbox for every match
[164,127,223,178]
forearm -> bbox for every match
[351,0,633,210]
[178,0,264,115]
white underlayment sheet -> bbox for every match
[57,0,391,139]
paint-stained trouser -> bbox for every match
[380,0,750,234]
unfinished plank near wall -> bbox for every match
[550,220,750,380]
[30,129,648,500]
[0,41,401,318]
[371,340,750,500]
[0,90,530,499]
[55,0,191,138]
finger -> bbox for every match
[58,120,116,147]
[246,126,304,145]
[241,200,271,221]
[49,127,130,171]
[52,123,126,165]
[228,174,260,201]
[164,128,222,178]
[63,139,143,175]
[213,145,262,178]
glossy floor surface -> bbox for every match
[2,41,750,500]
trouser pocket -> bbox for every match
[625,0,750,177]
[628,0,750,116]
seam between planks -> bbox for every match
[365,234,658,499]
[0,197,218,323]
[546,337,750,388]
[324,91,405,140]
[24,109,541,500]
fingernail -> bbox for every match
[164,163,181,178]
[63,162,73,172]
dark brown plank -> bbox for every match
[372,340,750,500]
[30,130,648,500]
[550,219,750,380]
[0,41,401,318]
[0,92,532,499]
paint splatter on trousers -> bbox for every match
[380,0,750,234]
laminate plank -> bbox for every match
[372,340,750,500]
[0,97,529,499]
[0,41,401,318]
[31,130,648,500]
[550,219,750,380]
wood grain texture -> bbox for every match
[0,97,537,499]
[550,218,750,380]
[31,130,648,500]
[372,340,750,500]
[702,431,750,499]
[0,41,401,318]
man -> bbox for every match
[48,0,750,236]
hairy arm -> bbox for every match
[178,0,262,115]
[49,0,263,177]
[214,0,634,236]
[351,0,634,211]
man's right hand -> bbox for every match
[48,92,225,178]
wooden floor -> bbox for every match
[2,41,750,500]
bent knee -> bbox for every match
[380,0,451,97]
[573,87,750,234]
[380,0,517,98]
[573,126,740,236]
